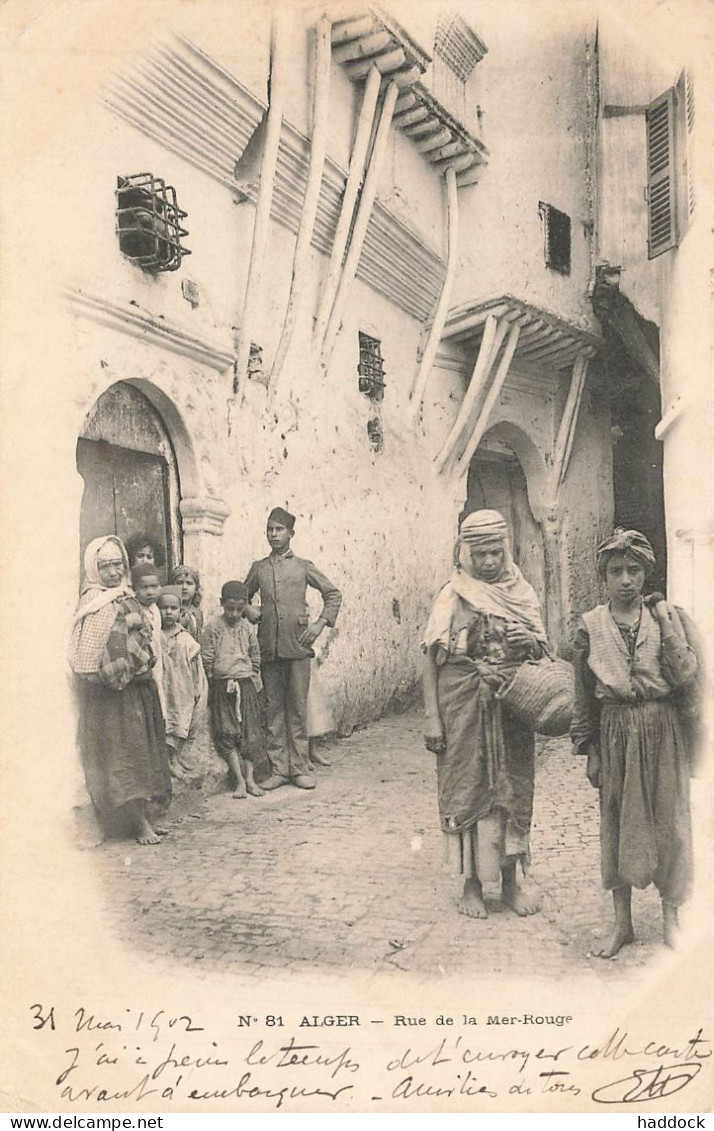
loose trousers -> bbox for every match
[262,658,311,778]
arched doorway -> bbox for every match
[462,431,547,619]
[77,382,182,576]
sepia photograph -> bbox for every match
[1,0,712,1117]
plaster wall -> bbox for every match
[451,3,596,331]
[3,2,616,806]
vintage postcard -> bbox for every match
[1,0,712,1116]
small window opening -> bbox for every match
[116,174,191,273]
[539,203,571,275]
[367,416,384,453]
[358,332,386,400]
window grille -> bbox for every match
[116,174,190,273]
[539,203,571,275]
[358,332,386,400]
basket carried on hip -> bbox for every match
[496,656,574,736]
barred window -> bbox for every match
[358,332,386,400]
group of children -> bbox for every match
[123,506,342,805]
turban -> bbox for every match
[459,509,509,545]
[221,580,248,602]
[268,506,295,530]
[596,528,656,575]
[158,585,183,602]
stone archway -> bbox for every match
[463,421,566,651]
[76,377,229,583]
[78,381,182,575]
[462,428,547,618]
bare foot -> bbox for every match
[154,824,170,837]
[594,926,635,958]
[247,781,264,797]
[458,880,488,919]
[232,781,248,799]
[503,882,539,917]
[663,903,679,949]
[135,817,161,846]
[169,758,186,780]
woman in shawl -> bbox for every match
[571,529,698,955]
[70,536,170,845]
[422,510,549,919]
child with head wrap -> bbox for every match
[571,528,699,955]
[158,586,208,779]
[201,581,267,798]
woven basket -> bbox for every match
[496,657,574,737]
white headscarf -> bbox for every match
[423,510,548,650]
[69,536,133,673]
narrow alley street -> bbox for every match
[94,709,667,983]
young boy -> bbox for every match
[244,507,341,791]
[158,586,207,780]
[131,562,166,719]
[201,581,266,799]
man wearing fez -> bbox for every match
[244,507,342,790]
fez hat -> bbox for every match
[268,506,295,531]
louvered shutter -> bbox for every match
[646,88,677,258]
[683,68,695,220]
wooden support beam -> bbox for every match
[456,166,483,187]
[454,321,523,476]
[404,117,446,139]
[331,17,375,44]
[346,45,405,79]
[332,29,390,64]
[409,165,459,419]
[415,127,453,153]
[393,105,429,127]
[313,64,381,350]
[232,10,290,404]
[552,354,589,491]
[268,16,331,399]
[434,313,499,473]
[442,303,511,339]
[431,151,475,173]
[322,81,400,364]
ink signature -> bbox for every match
[592,1061,701,1104]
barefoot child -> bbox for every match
[571,529,698,956]
[170,565,204,641]
[158,586,207,779]
[201,581,266,798]
[131,563,166,719]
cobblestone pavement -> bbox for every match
[95,709,665,982]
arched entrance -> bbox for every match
[462,429,547,621]
[77,381,182,575]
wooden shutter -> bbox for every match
[645,88,677,258]
[682,68,696,220]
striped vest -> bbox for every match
[582,603,672,702]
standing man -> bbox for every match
[245,507,342,790]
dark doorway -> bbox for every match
[462,440,547,625]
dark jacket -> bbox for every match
[244,550,342,662]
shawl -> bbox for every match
[423,512,547,650]
[69,536,132,674]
